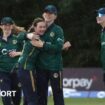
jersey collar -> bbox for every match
[0,34,12,42]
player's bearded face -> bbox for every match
[34,21,47,36]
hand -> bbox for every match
[9,51,22,57]
[27,33,34,40]
[32,34,40,40]
[63,41,71,50]
[27,33,40,40]
[30,39,44,48]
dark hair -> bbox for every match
[33,17,44,26]
[27,17,45,32]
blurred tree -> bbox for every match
[59,0,105,67]
[0,0,105,67]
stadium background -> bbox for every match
[0,0,105,105]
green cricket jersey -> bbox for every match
[0,34,22,73]
[36,23,64,71]
[101,29,105,72]
[17,32,39,70]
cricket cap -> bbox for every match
[97,7,105,17]
[44,5,57,15]
[1,17,14,25]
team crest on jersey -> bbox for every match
[53,73,58,78]
[12,40,17,44]
[50,32,55,37]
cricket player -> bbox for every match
[0,17,22,105]
[31,5,65,105]
[17,17,47,105]
[96,7,105,84]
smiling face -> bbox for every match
[1,24,13,34]
[34,21,47,36]
[43,12,57,23]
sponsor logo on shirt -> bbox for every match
[1,49,16,55]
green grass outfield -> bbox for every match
[48,97,105,105]
[0,97,105,105]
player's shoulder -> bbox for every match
[53,24,63,33]
[18,32,27,36]
[53,24,63,29]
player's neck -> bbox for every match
[2,31,11,41]
[46,21,54,27]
